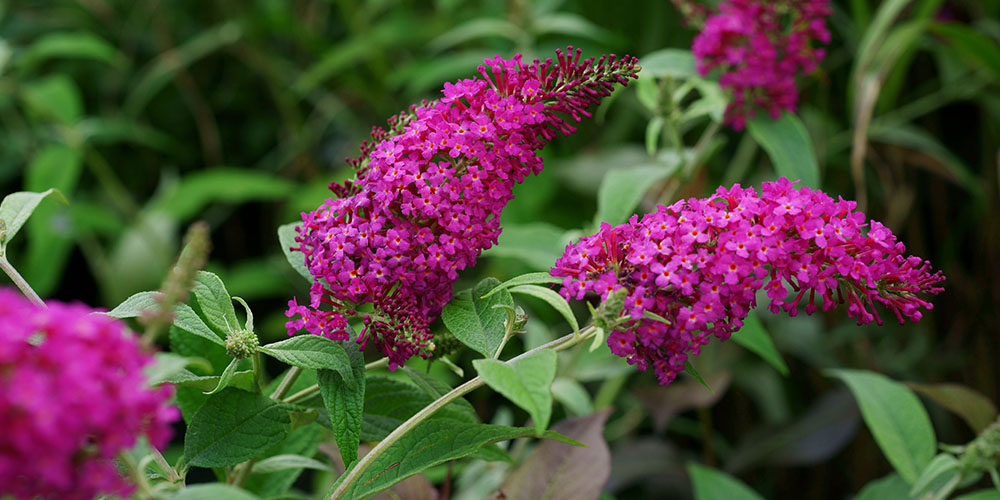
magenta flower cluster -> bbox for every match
[0,289,177,500]
[287,48,638,368]
[552,178,944,385]
[691,0,831,129]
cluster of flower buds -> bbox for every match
[287,48,638,368]
[552,178,944,385]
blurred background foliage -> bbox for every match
[1,0,999,498]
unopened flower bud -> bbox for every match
[225,329,259,359]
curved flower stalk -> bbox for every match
[287,48,639,368]
[0,288,177,500]
[691,0,832,129]
[552,178,944,385]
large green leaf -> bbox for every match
[828,369,936,483]
[261,335,354,388]
[507,284,579,333]
[473,349,557,433]
[152,167,295,220]
[731,312,789,376]
[360,376,476,441]
[278,222,312,281]
[441,277,514,358]
[0,188,67,254]
[319,339,366,467]
[746,112,820,188]
[331,418,570,500]
[106,291,164,319]
[192,270,239,335]
[687,463,765,500]
[183,388,290,468]
[908,382,998,433]
[594,164,676,228]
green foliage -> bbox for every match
[183,388,291,469]
[319,339,366,467]
[260,335,354,386]
[441,278,515,358]
[746,113,820,188]
[829,369,936,484]
[731,312,789,376]
[474,349,558,433]
[687,463,765,500]
[0,189,67,255]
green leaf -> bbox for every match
[746,112,820,188]
[930,22,1000,80]
[107,291,164,319]
[360,376,477,441]
[19,75,83,124]
[233,296,254,332]
[167,484,263,500]
[483,222,567,270]
[474,349,557,433]
[910,453,960,498]
[685,361,713,392]
[638,49,698,79]
[244,422,324,497]
[192,271,239,335]
[551,378,594,417]
[277,222,312,282]
[160,368,255,393]
[260,335,354,388]
[645,116,664,156]
[332,418,566,499]
[594,164,677,228]
[854,473,912,500]
[507,284,579,333]
[954,491,1000,500]
[152,167,295,221]
[482,272,563,298]
[731,312,789,376]
[183,388,290,468]
[401,367,478,419]
[319,339,366,467]
[687,463,766,500]
[205,358,242,395]
[174,303,226,346]
[828,369,936,483]
[252,454,333,474]
[0,188,67,252]
[908,382,998,433]
[144,353,212,386]
[17,31,122,70]
[441,277,515,358]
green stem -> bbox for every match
[283,358,389,404]
[271,365,303,400]
[327,325,598,500]
[118,451,154,500]
[231,458,257,488]
[0,256,45,307]
[150,445,182,483]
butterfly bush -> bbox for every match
[691,0,831,129]
[286,48,639,368]
[552,178,945,385]
[0,289,177,500]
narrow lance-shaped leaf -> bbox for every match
[827,369,936,484]
[507,284,580,333]
[746,112,820,188]
[253,454,334,474]
[106,291,164,319]
[687,463,766,500]
[482,272,563,298]
[319,339,365,467]
[204,358,241,395]
[731,312,789,376]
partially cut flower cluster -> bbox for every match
[0,289,177,500]
[691,0,831,129]
[287,48,638,368]
[552,178,944,385]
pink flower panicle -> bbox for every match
[552,178,944,385]
[0,289,177,500]
[691,0,831,129]
[287,48,638,369]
